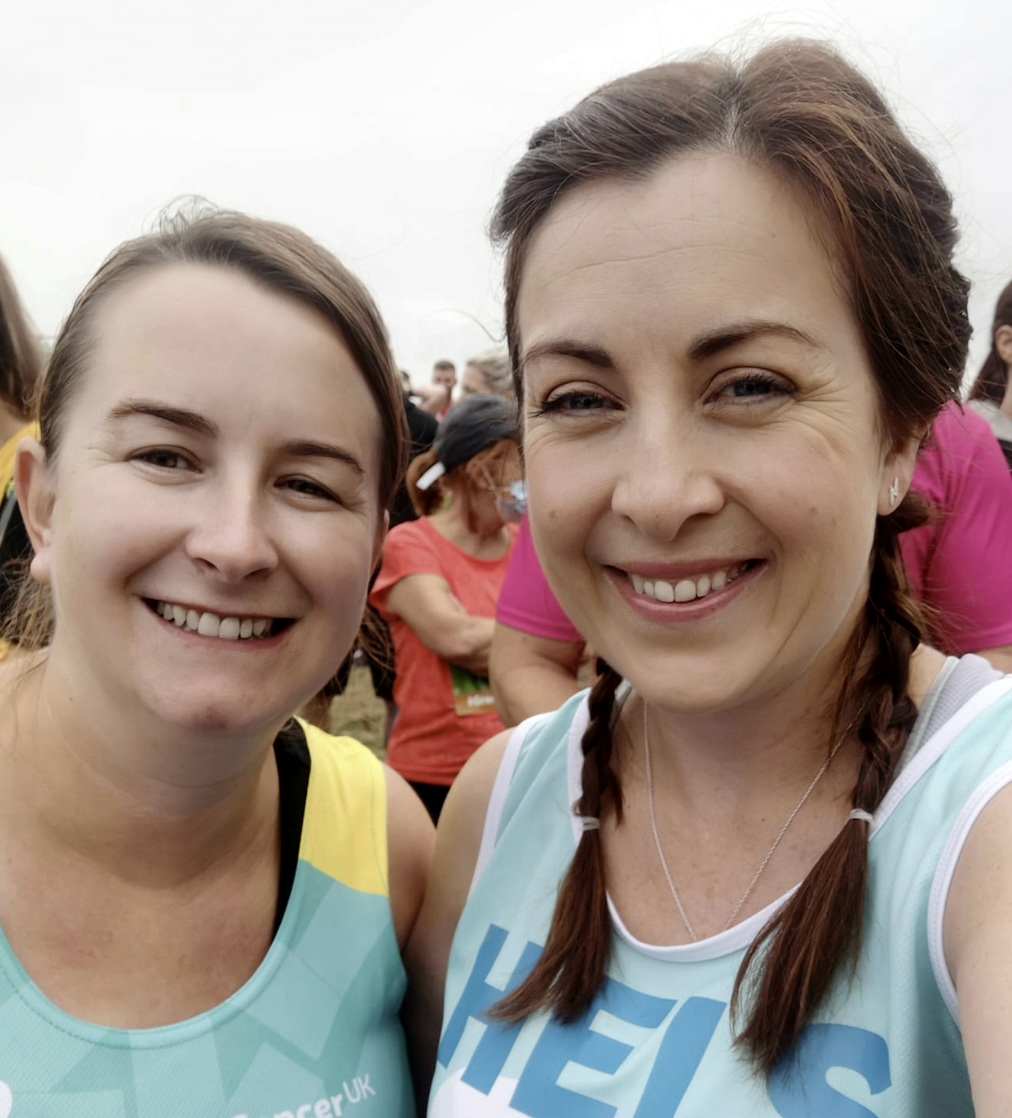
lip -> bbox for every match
[605,559,766,621]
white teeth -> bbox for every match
[197,612,219,636]
[153,601,276,641]
[629,564,747,604]
[673,579,696,603]
[654,580,675,603]
[219,618,241,640]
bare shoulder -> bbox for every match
[383,764,435,949]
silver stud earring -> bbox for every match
[889,477,900,507]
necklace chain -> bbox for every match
[643,701,845,941]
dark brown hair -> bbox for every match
[8,204,409,651]
[969,278,1012,406]
[0,253,43,421]
[489,39,969,1075]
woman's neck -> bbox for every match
[0,654,280,885]
[427,493,511,559]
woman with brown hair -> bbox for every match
[0,208,432,1114]
[969,278,1012,468]
[406,41,1012,1116]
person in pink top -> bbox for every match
[491,403,1012,724]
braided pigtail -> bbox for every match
[492,664,623,1023]
[732,504,925,1074]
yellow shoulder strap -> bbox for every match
[297,720,389,897]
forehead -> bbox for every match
[516,152,857,358]
[68,263,383,463]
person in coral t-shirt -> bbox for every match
[371,395,522,822]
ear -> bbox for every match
[877,426,924,516]
[14,437,56,586]
[995,325,1012,368]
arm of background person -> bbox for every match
[384,573,494,676]
[401,729,510,1112]
[385,765,435,950]
[411,383,449,416]
[905,408,1012,670]
[944,782,1012,1116]
[490,622,585,726]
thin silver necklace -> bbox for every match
[643,701,845,941]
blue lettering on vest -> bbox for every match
[769,1023,891,1117]
[634,996,725,1116]
[510,978,677,1118]
[438,923,540,1091]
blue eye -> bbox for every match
[536,391,610,416]
[719,373,793,401]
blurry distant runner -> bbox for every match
[969,278,1012,468]
[406,40,1012,1117]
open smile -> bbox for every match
[625,560,762,604]
[144,599,294,641]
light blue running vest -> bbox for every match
[432,657,1012,1117]
[0,724,414,1118]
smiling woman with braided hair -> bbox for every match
[404,39,1012,1118]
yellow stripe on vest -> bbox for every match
[298,720,390,897]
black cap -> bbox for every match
[416,394,519,489]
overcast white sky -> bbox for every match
[2,0,1008,383]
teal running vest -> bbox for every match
[432,657,1012,1117]
[0,723,414,1118]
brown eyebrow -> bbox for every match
[107,400,219,439]
[686,320,819,361]
[520,340,615,372]
[520,321,818,372]
[107,400,364,477]
[280,440,364,476]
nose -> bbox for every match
[610,411,725,541]
[184,478,279,581]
